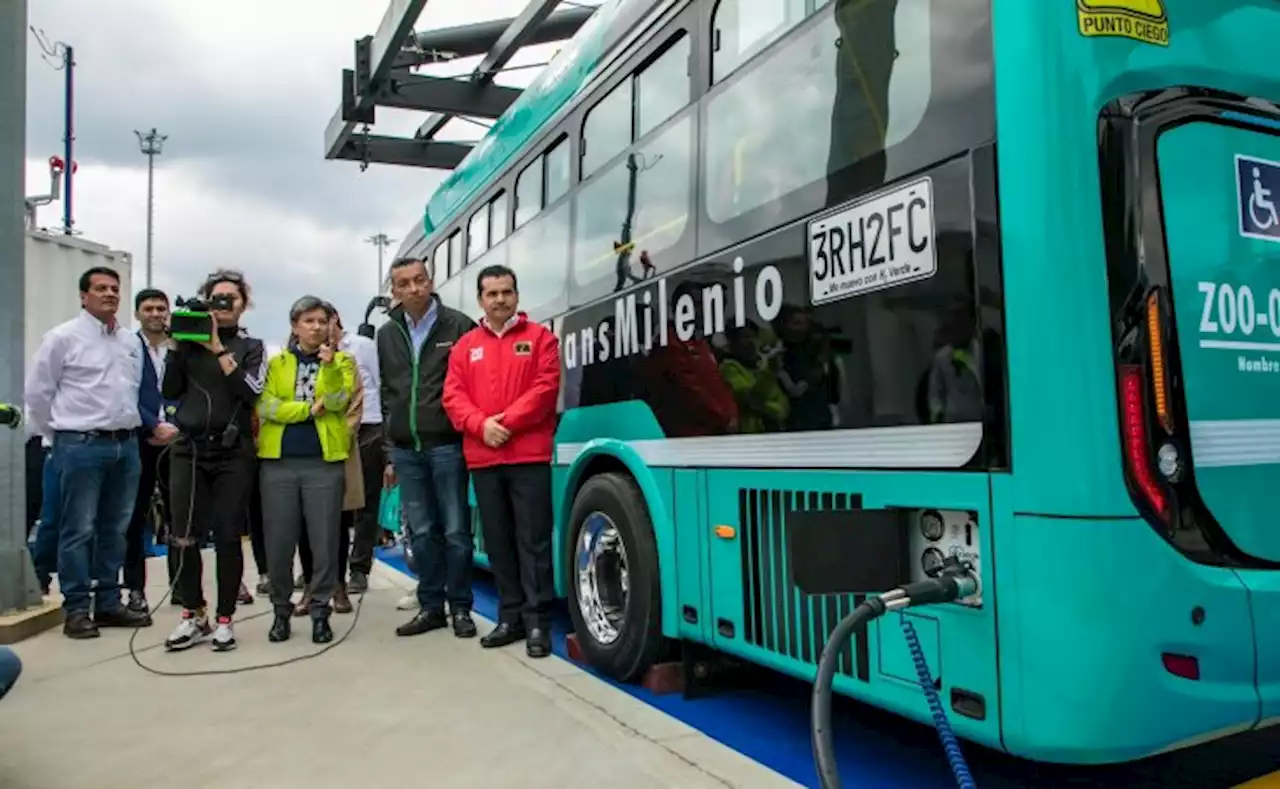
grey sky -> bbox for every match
[23,0,570,341]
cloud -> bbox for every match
[25,155,392,343]
[22,0,590,344]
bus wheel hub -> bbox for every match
[576,511,630,645]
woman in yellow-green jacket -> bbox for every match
[257,296,356,646]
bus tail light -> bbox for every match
[1161,652,1200,681]
[1145,291,1174,434]
[1120,365,1170,520]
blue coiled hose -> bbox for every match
[899,616,976,789]
[811,566,982,789]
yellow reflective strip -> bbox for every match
[1236,771,1280,788]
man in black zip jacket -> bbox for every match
[378,257,478,639]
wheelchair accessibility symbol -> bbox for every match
[1237,154,1280,243]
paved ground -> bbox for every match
[0,554,803,789]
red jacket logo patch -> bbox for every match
[513,341,532,355]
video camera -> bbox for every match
[170,293,234,344]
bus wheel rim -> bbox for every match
[576,510,629,646]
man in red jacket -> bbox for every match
[442,264,561,659]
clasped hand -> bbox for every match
[482,412,510,448]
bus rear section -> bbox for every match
[1111,95,1280,699]
[1026,0,1280,764]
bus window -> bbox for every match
[636,34,691,140]
[446,230,462,278]
[712,0,809,83]
[507,201,571,321]
[515,158,542,228]
[430,243,445,284]
[546,137,571,204]
[571,113,693,305]
[435,273,463,314]
[704,0,931,229]
[467,204,490,262]
[582,80,633,178]
[490,191,509,246]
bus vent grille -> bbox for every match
[737,488,871,683]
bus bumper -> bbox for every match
[999,515,1268,764]
[1235,568,1280,725]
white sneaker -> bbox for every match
[165,610,212,651]
[396,594,417,611]
[211,617,236,652]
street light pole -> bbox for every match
[134,128,167,289]
[364,232,395,293]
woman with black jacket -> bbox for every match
[160,269,266,652]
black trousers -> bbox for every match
[472,463,554,631]
[347,423,385,576]
[247,467,267,576]
[124,440,169,592]
[24,437,43,537]
[169,441,255,618]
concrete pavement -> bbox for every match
[0,554,803,789]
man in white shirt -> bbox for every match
[336,311,383,593]
[24,266,154,638]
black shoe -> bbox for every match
[452,610,477,638]
[268,614,291,643]
[396,609,448,637]
[312,617,334,644]
[526,628,551,659]
[94,606,152,628]
[348,570,369,594]
[63,613,100,640]
[480,622,526,649]
[126,590,149,614]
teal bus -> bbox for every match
[390,0,1280,765]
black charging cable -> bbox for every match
[811,559,981,789]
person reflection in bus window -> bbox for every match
[926,303,984,424]
[719,321,789,434]
[637,281,738,437]
[774,305,835,431]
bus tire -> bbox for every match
[565,471,665,683]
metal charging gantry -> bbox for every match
[324,0,596,172]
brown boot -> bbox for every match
[293,587,312,618]
[333,584,352,614]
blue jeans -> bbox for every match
[0,646,20,701]
[53,432,141,616]
[32,451,61,587]
[392,443,473,613]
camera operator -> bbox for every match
[161,269,266,653]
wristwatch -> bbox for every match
[216,348,233,358]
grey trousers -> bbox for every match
[260,458,345,619]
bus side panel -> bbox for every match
[674,468,711,643]
[997,514,1256,764]
[990,0,1134,518]
[703,468,1003,751]
[988,472,1022,754]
